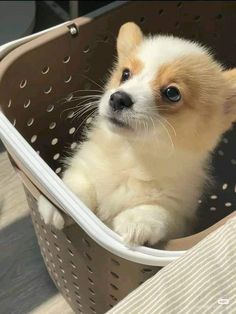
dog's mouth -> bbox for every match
[105,116,131,129]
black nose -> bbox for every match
[109,91,133,111]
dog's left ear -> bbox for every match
[117,22,143,64]
[223,69,236,128]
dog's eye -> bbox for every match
[162,86,181,102]
[121,68,131,82]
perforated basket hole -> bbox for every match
[30,135,37,143]
[53,153,60,160]
[54,242,61,251]
[49,122,56,129]
[210,195,218,200]
[222,183,228,190]
[110,271,119,279]
[140,16,145,23]
[110,294,118,302]
[67,111,75,119]
[59,266,65,274]
[103,35,109,42]
[158,9,164,15]
[86,117,93,124]
[73,282,80,290]
[45,239,50,246]
[194,15,200,21]
[20,79,27,88]
[72,272,78,280]
[63,55,71,63]
[82,238,91,247]
[231,159,236,165]
[83,45,90,53]
[51,138,58,145]
[42,65,50,74]
[177,1,182,8]
[71,142,77,150]
[8,99,11,107]
[44,86,52,94]
[75,291,81,299]
[69,127,76,135]
[12,119,16,126]
[218,150,224,156]
[87,266,93,274]
[141,268,153,274]
[68,248,74,257]
[88,277,94,285]
[64,75,72,83]
[210,207,216,211]
[110,283,118,291]
[89,288,95,295]
[84,252,92,261]
[47,104,54,112]
[24,99,31,108]
[27,118,34,127]
[51,230,57,239]
[55,167,62,174]
[70,261,76,269]
[89,298,96,305]
[90,306,96,313]
[222,137,229,144]
[57,254,63,263]
[111,258,120,266]
[76,299,81,305]
[66,93,73,102]
[225,202,232,207]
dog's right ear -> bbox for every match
[117,22,143,64]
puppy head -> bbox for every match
[99,22,236,153]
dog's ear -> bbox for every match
[223,69,236,128]
[117,22,143,64]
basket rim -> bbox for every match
[0,15,186,265]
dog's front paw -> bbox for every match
[113,209,166,246]
[38,196,65,229]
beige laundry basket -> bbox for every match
[0,2,236,313]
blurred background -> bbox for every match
[0,1,114,45]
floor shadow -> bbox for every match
[0,215,58,314]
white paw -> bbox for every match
[113,210,165,246]
[38,196,65,229]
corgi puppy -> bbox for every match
[38,22,236,246]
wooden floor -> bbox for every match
[0,150,73,314]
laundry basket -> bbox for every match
[0,1,236,313]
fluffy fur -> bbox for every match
[38,23,236,246]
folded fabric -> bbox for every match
[108,214,236,314]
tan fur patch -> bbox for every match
[150,54,230,152]
[117,22,143,63]
[106,57,144,89]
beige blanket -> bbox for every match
[108,215,236,314]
